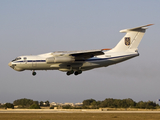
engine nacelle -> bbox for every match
[46,56,75,63]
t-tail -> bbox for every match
[109,24,154,52]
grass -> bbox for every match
[0,113,160,120]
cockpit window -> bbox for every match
[12,57,21,62]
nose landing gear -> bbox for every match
[32,71,36,76]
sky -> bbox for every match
[1,0,160,103]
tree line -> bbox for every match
[82,98,159,109]
[0,98,49,109]
[0,98,159,109]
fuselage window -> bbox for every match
[12,57,21,62]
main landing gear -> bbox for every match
[31,70,82,76]
[32,70,36,76]
[66,70,82,76]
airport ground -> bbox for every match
[0,113,160,120]
[1,109,160,120]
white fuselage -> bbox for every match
[8,51,139,72]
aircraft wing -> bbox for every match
[52,49,106,60]
[70,49,104,59]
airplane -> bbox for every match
[8,24,153,76]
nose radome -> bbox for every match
[8,62,12,67]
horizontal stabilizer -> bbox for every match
[120,24,154,33]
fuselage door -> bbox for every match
[23,57,27,64]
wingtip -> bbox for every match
[146,24,154,26]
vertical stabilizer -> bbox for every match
[110,24,153,52]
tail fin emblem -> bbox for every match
[125,37,130,46]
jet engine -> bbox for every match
[46,56,75,63]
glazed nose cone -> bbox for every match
[8,62,12,67]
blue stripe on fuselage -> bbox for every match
[13,54,138,63]
[14,60,46,63]
[77,54,138,62]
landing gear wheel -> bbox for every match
[74,71,79,76]
[32,71,36,76]
[66,70,74,76]
[66,72,71,76]
[74,70,82,76]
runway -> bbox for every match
[1,109,160,113]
